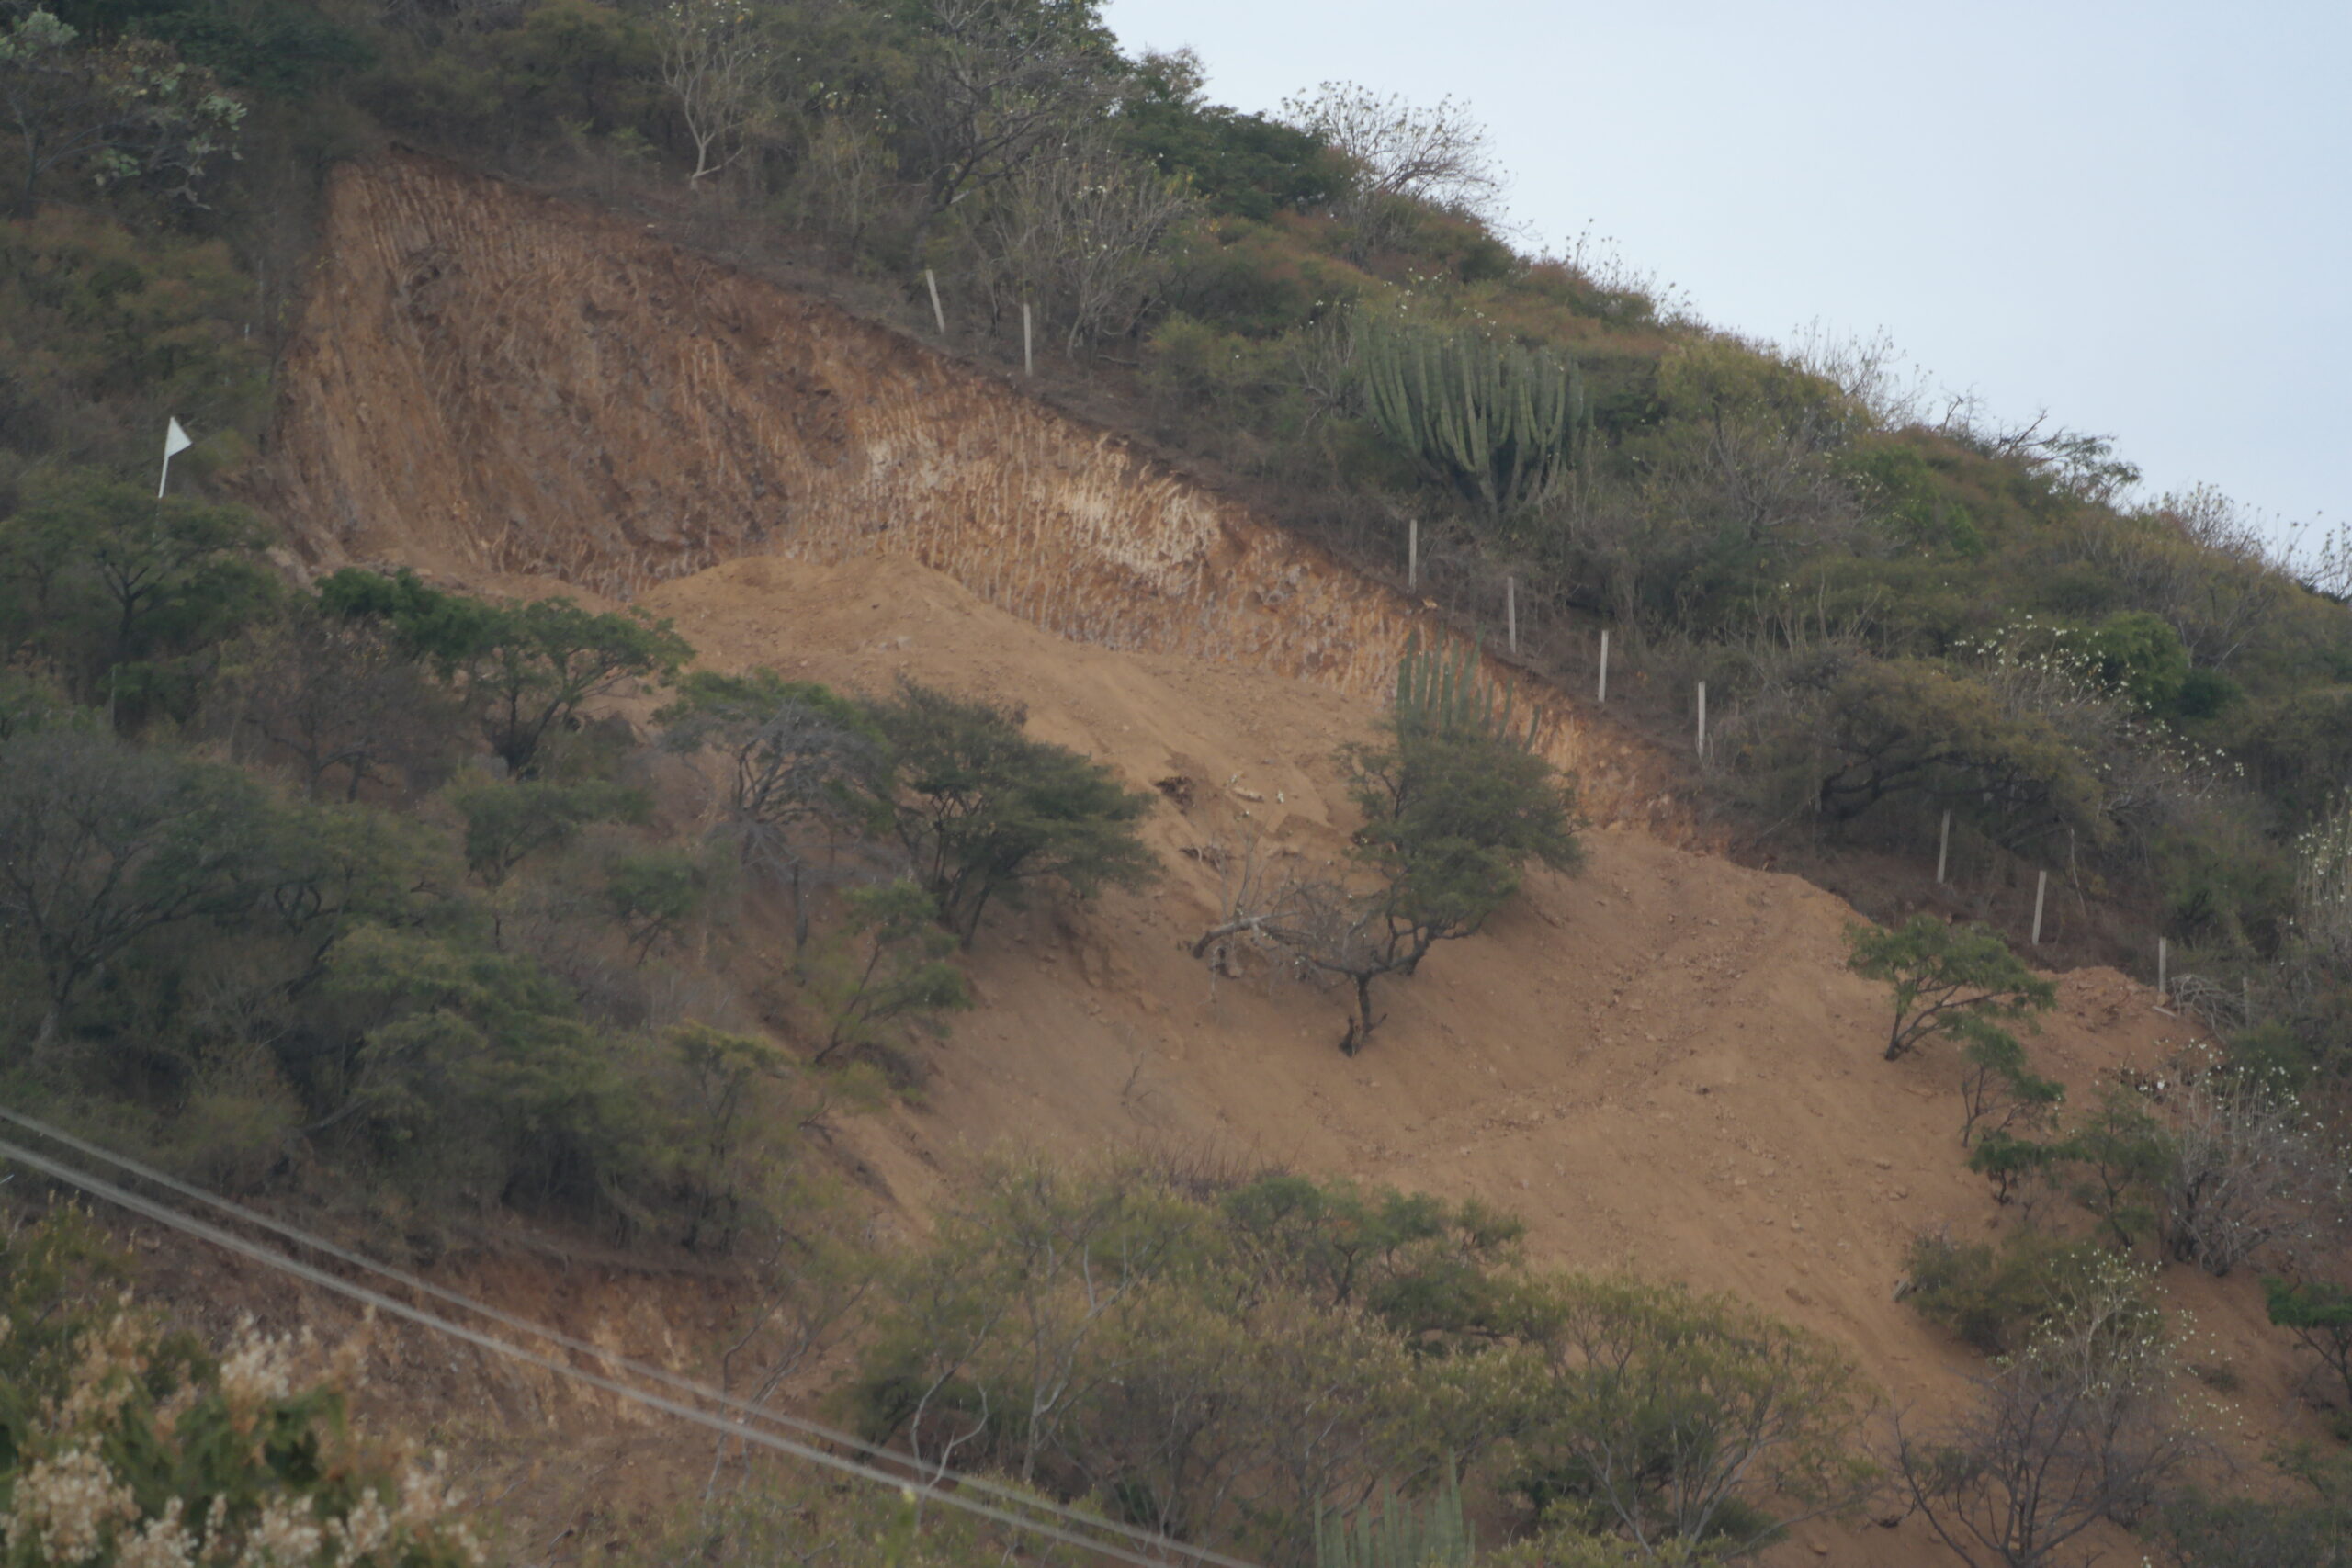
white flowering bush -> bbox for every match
[0,1209,481,1568]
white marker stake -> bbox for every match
[1022,302,1034,376]
[1408,519,1419,590]
[1936,808,1951,886]
[1597,629,1609,703]
[1695,681,1707,756]
[158,416,192,498]
[1506,575,1518,655]
[2157,938,2168,1001]
[924,269,946,334]
[2031,870,2049,946]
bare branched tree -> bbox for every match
[1279,81,1501,222]
[662,679,881,948]
[220,608,456,801]
[2160,1064,2335,1276]
[978,137,1196,352]
[656,0,777,186]
[1895,1255,2195,1567]
[888,0,1120,262]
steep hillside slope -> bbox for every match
[253,156,2317,1565]
[261,153,1690,841]
[621,551,2298,1566]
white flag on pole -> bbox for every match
[158,417,192,497]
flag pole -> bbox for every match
[158,417,192,498]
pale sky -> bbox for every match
[1105,0,2347,542]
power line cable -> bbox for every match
[0,1104,1218,1561]
[0,1123,1259,1568]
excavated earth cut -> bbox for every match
[263,152,1693,840]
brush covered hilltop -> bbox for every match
[2,4,2349,1566]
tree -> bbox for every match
[458,596,688,775]
[2160,1066,2328,1276]
[0,468,273,711]
[1958,1024,2064,1147]
[220,604,458,800]
[604,847,712,963]
[1194,640,1577,1053]
[1894,1249,2190,1568]
[805,878,970,1066]
[0,5,246,218]
[977,135,1195,353]
[2057,1087,2173,1250]
[1498,1274,1871,1558]
[884,0,1124,262]
[2265,1277,2352,1415]
[660,668,881,948]
[1277,82,1500,229]
[1809,660,2109,845]
[1846,915,2054,1062]
[655,0,775,186]
[0,726,270,1043]
[865,679,1156,944]
[322,570,689,775]
[450,777,649,889]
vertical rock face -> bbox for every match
[265,152,1698,839]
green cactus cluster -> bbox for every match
[1361,319,1588,524]
[1395,630,1542,750]
[1315,1463,1473,1568]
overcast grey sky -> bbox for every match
[1104,0,2346,538]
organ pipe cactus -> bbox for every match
[1395,630,1542,751]
[1362,320,1588,524]
[1315,1461,1473,1568]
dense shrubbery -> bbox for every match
[0,516,1154,1240]
[851,1156,1869,1562]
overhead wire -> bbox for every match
[0,1105,1218,1560]
[0,1115,1263,1568]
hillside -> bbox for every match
[7,4,2350,1564]
[248,157,2314,1564]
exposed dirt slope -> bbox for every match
[251,157,2320,1565]
[262,152,1689,840]
[621,551,2302,1566]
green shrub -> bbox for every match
[805,879,970,1071]
[1496,1274,1870,1555]
[2266,1277,2352,1414]
[1904,1228,2147,1357]
[2161,1445,2352,1568]
[1316,1464,1469,1568]
[865,679,1157,944]
[1847,915,2055,1063]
